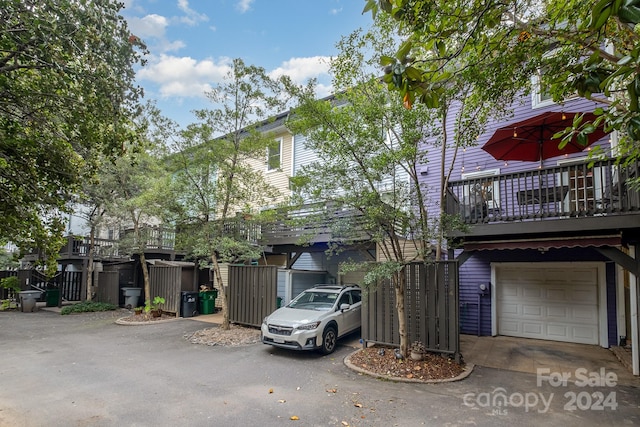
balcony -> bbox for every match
[446,158,640,241]
[260,203,369,247]
[55,226,176,261]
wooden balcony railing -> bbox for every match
[447,158,640,224]
[58,226,176,259]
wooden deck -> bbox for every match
[446,157,640,239]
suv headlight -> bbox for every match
[296,321,321,331]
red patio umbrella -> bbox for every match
[481,111,608,165]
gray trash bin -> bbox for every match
[19,291,42,313]
[181,291,199,318]
[121,287,142,309]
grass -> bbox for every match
[60,301,118,315]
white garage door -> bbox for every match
[496,264,600,345]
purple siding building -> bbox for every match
[418,91,640,375]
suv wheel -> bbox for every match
[320,326,337,354]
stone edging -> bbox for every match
[343,349,475,384]
[115,316,183,326]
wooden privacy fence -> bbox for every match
[16,269,83,301]
[362,261,460,359]
[228,265,278,327]
[149,265,182,315]
[96,271,119,305]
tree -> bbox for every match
[364,0,640,177]
[100,143,172,313]
[283,18,435,357]
[0,0,146,265]
[285,14,521,357]
[170,58,286,330]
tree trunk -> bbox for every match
[86,227,95,301]
[211,253,230,330]
[394,269,408,357]
[140,250,150,310]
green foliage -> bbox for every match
[144,296,165,313]
[365,0,640,177]
[0,0,147,262]
[0,276,20,293]
[60,301,117,315]
[0,249,19,270]
[169,58,287,262]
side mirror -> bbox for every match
[339,303,350,311]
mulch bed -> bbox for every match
[347,346,466,382]
[117,312,177,323]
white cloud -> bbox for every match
[268,56,332,84]
[138,54,336,103]
[127,14,169,39]
[236,0,254,13]
[137,54,233,98]
[330,8,343,15]
[176,0,209,26]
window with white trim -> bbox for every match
[531,66,555,109]
[267,138,282,171]
[461,169,501,216]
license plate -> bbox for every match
[274,337,285,344]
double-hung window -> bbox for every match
[267,138,282,171]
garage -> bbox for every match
[492,262,606,345]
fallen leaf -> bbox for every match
[268,388,274,394]
[406,373,414,379]
[341,422,349,426]
[326,388,337,393]
[278,400,286,403]
[296,387,301,391]
[290,415,299,420]
[354,403,363,408]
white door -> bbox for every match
[495,263,601,345]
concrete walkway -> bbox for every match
[461,334,639,386]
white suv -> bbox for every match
[261,284,361,354]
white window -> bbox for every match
[267,138,282,171]
[531,66,555,109]
[461,169,501,217]
[556,157,604,212]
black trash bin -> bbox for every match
[180,291,199,318]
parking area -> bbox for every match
[1,309,639,426]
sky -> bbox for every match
[121,0,375,128]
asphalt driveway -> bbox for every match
[1,309,639,426]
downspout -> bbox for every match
[631,246,639,375]
[477,293,481,337]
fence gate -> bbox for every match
[362,261,460,359]
[96,271,119,305]
[17,269,83,302]
[149,265,182,316]
[228,265,278,327]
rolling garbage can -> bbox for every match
[121,287,142,309]
[277,297,282,308]
[19,290,42,313]
[181,291,199,318]
[45,287,60,307]
[199,290,217,315]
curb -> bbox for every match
[115,316,183,326]
[343,349,475,384]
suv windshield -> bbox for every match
[288,291,338,311]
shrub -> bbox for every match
[60,301,117,315]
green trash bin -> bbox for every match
[45,288,60,307]
[199,290,217,315]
